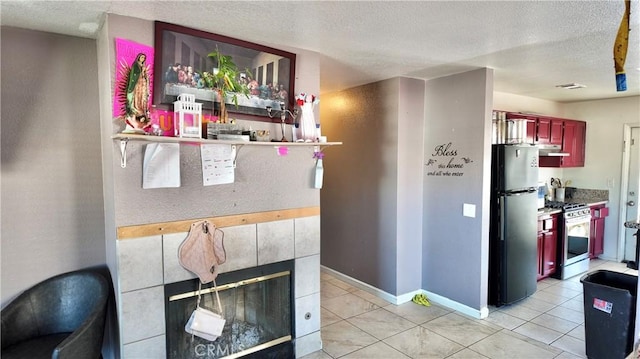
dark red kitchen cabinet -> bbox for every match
[590,204,608,259]
[526,120,537,144]
[537,213,558,280]
[537,117,563,146]
[537,233,544,280]
[591,219,604,258]
[550,119,564,145]
[561,120,577,167]
[537,118,551,144]
[560,120,586,167]
[542,231,557,278]
[572,120,586,167]
[500,112,586,168]
[539,119,586,168]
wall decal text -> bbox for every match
[425,142,473,177]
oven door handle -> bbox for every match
[565,217,591,225]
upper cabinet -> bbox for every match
[504,112,586,168]
[536,116,564,146]
[559,120,586,167]
[505,113,537,144]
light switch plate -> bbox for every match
[463,203,476,218]
[607,178,614,189]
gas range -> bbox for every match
[546,200,592,280]
[545,201,591,219]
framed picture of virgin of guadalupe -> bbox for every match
[153,21,296,122]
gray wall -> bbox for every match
[422,68,493,312]
[111,141,320,226]
[1,27,106,306]
[396,78,426,294]
[321,77,425,296]
[321,79,399,294]
[321,70,493,310]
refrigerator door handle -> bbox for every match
[499,196,505,241]
[505,190,536,196]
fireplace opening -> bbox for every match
[165,260,295,358]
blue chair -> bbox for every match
[1,269,109,359]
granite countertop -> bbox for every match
[625,221,640,229]
[538,188,609,217]
[562,188,609,207]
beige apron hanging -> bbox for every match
[178,220,226,284]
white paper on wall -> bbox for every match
[143,143,181,189]
[201,144,235,186]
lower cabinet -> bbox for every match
[590,204,609,258]
[538,214,559,281]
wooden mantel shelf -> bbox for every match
[117,206,320,239]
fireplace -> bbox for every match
[115,215,322,357]
[165,260,295,358]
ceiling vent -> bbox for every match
[555,83,587,90]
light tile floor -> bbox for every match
[302,259,638,359]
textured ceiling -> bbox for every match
[2,1,639,103]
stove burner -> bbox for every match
[545,200,588,211]
[545,200,591,219]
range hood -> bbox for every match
[538,144,570,157]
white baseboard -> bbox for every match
[421,290,489,319]
[321,265,400,305]
[320,265,488,319]
[598,254,617,262]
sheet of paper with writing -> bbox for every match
[201,144,235,186]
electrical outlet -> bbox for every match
[607,178,615,188]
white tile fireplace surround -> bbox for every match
[115,215,322,358]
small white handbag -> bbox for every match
[185,280,225,341]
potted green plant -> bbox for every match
[203,47,251,122]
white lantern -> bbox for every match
[173,94,203,138]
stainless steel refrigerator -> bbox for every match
[489,144,539,306]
